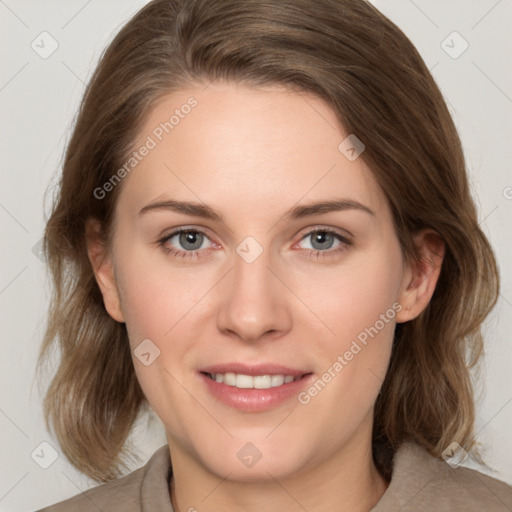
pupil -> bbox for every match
[180,231,203,250]
[312,232,333,250]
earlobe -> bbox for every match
[85,218,125,323]
[396,229,445,323]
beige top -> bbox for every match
[37,442,512,511]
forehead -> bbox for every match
[118,81,388,222]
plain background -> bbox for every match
[0,1,511,510]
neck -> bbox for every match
[168,433,389,512]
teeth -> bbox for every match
[224,372,236,386]
[254,375,272,389]
[236,374,254,388]
[271,375,284,387]
[208,372,300,389]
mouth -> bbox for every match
[198,364,314,412]
[201,371,309,389]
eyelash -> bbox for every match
[157,227,353,261]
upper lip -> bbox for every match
[200,363,310,377]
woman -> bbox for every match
[36,0,512,510]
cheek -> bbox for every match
[114,247,208,419]
[303,244,403,352]
[115,245,212,346]
[296,242,402,417]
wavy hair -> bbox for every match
[36,0,500,482]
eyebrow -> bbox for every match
[138,198,375,221]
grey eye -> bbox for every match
[308,231,337,251]
[178,231,205,251]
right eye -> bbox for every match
[157,228,218,259]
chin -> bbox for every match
[205,453,307,483]
[192,433,313,483]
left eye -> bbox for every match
[299,230,344,251]
[163,229,212,252]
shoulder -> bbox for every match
[373,441,512,512]
[35,445,173,512]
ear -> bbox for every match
[395,229,445,323]
[85,218,125,323]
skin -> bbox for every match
[87,81,445,512]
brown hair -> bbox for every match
[36,0,499,482]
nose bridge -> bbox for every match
[216,240,291,341]
[233,247,272,299]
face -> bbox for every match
[91,81,431,482]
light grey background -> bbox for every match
[0,1,511,510]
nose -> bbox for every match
[216,247,292,343]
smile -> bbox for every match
[205,372,303,389]
[199,366,314,412]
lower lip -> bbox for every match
[200,372,314,412]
